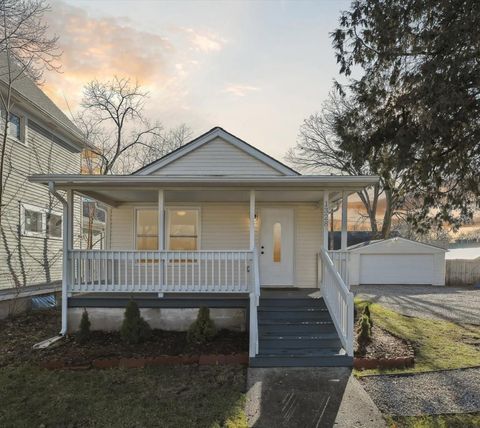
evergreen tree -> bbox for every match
[332,0,480,233]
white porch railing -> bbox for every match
[319,248,354,356]
[69,250,255,293]
[328,250,350,286]
[69,248,261,358]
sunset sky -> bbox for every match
[43,0,350,160]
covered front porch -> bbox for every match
[30,174,377,363]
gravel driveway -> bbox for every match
[360,367,480,416]
[352,284,480,325]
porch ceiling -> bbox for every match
[28,174,379,206]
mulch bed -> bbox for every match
[354,323,415,370]
[0,308,248,368]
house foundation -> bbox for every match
[67,307,246,333]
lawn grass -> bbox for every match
[354,299,480,376]
[386,412,480,428]
[0,364,248,428]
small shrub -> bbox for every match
[187,307,216,344]
[76,309,91,344]
[120,301,151,344]
[363,304,373,327]
[357,314,372,353]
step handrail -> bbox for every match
[249,247,261,357]
[319,248,354,356]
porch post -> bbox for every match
[63,189,73,335]
[249,190,255,250]
[341,191,348,250]
[158,190,165,293]
[323,190,329,250]
[158,190,165,250]
[66,190,74,250]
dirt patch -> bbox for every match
[354,324,414,360]
[0,308,248,368]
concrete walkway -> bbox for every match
[246,367,386,428]
[353,284,480,325]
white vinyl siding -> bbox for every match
[108,202,323,288]
[0,118,81,289]
[151,137,283,176]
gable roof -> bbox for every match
[133,127,299,176]
[348,237,447,252]
[0,55,84,149]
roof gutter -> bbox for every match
[48,182,69,336]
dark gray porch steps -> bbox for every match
[251,296,351,368]
[259,298,326,308]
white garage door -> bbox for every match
[359,254,435,285]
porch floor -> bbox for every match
[68,288,322,309]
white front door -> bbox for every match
[259,208,294,286]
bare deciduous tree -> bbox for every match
[77,77,163,175]
[0,0,60,288]
[287,93,409,238]
[76,77,192,248]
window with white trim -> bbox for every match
[47,212,62,238]
[167,208,199,251]
[2,110,25,142]
[20,203,62,238]
[135,208,158,251]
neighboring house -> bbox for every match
[30,127,378,367]
[346,237,447,286]
[0,71,84,291]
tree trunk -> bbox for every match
[381,190,393,238]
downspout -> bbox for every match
[48,181,69,336]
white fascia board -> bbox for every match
[29,174,379,189]
[135,128,298,176]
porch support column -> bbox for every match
[341,191,348,250]
[66,190,74,251]
[64,189,74,333]
[158,190,165,250]
[249,190,255,250]
[323,190,329,250]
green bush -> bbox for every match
[187,307,216,344]
[76,309,91,344]
[363,304,373,327]
[357,314,372,352]
[120,301,151,344]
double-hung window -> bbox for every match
[2,110,24,142]
[135,208,158,250]
[134,207,200,251]
[21,203,62,238]
[167,208,200,251]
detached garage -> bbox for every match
[348,237,446,286]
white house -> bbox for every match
[29,127,378,367]
[348,237,447,286]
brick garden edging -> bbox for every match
[39,353,249,370]
[353,356,414,370]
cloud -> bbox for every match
[223,84,260,97]
[42,1,226,114]
[181,28,226,52]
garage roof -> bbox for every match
[348,237,447,253]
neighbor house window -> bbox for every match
[47,212,62,238]
[2,110,23,142]
[81,199,107,249]
[167,208,199,251]
[8,112,21,140]
[136,208,158,250]
[20,203,62,238]
[23,205,44,236]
